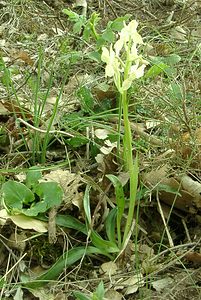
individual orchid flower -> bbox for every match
[121,63,147,92]
[101,45,120,77]
[120,20,143,45]
[101,44,122,92]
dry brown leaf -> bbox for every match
[143,167,200,212]
[143,165,170,188]
[105,289,122,300]
[117,274,144,295]
[100,261,118,276]
[14,50,34,66]
[180,175,201,209]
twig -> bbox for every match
[16,118,74,137]
[105,0,118,18]
[156,190,174,248]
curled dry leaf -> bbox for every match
[152,277,174,292]
[105,289,122,300]
[99,261,118,276]
[116,273,144,295]
[143,166,201,212]
[180,175,201,209]
[95,128,110,140]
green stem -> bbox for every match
[90,24,99,41]
[121,43,138,245]
[122,90,138,245]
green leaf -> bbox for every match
[51,214,87,234]
[62,9,80,22]
[168,82,183,100]
[74,291,91,300]
[26,167,42,188]
[96,37,106,48]
[145,63,169,79]
[101,29,115,43]
[77,86,94,113]
[2,181,34,212]
[157,184,181,196]
[22,182,63,216]
[65,136,89,148]
[83,185,92,226]
[106,175,125,247]
[86,51,101,63]
[163,54,181,66]
[94,281,105,300]
[73,18,85,34]
[24,246,111,289]
[62,9,86,34]
[105,208,117,243]
[109,14,131,31]
[91,230,119,253]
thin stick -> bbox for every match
[156,190,174,248]
[17,118,74,137]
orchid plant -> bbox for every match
[101,20,148,246]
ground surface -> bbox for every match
[0,0,201,299]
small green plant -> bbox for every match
[1,167,63,217]
[101,20,148,248]
[74,281,105,300]
[62,9,131,61]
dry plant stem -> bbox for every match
[0,252,27,298]
[181,218,192,243]
[105,0,118,18]
[48,206,57,244]
[17,118,74,137]
[156,190,174,248]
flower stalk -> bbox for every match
[101,20,148,248]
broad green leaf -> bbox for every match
[91,230,119,253]
[109,14,131,31]
[39,214,87,234]
[101,29,115,43]
[86,51,101,62]
[73,18,86,34]
[163,54,181,66]
[22,182,63,216]
[168,82,183,100]
[24,246,111,288]
[2,181,34,211]
[145,63,169,79]
[65,136,89,148]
